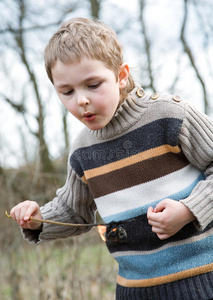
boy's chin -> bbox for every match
[82,120,109,131]
[86,125,105,131]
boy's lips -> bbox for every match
[83,112,96,122]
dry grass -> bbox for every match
[0,229,117,300]
[0,166,118,300]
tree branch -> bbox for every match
[139,0,156,92]
[180,0,209,114]
[0,93,25,113]
[0,22,61,35]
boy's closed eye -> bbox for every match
[88,82,101,89]
[63,90,74,96]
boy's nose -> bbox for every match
[76,93,90,106]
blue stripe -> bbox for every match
[103,172,205,223]
[116,234,213,280]
[70,118,182,177]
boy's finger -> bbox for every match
[157,233,169,240]
[24,203,37,220]
[20,206,28,220]
[155,201,167,213]
[147,207,162,222]
[148,219,160,227]
[151,226,165,234]
[147,206,154,218]
[10,206,19,220]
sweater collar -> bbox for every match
[88,86,149,139]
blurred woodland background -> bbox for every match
[0,0,213,299]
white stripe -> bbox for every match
[95,165,202,219]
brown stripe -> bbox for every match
[88,151,189,198]
[84,145,181,180]
[117,263,213,287]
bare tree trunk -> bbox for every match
[10,0,54,172]
[180,0,209,114]
[90,0,101,19]
[139,0,156,92]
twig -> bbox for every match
[5,211,105,227]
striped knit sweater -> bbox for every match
[23,86,213,299]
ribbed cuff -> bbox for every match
[180,180,213,230]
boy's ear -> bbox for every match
[118,63,129,89]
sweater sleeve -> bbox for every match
[22,156,96,244]
[179,103,213,230]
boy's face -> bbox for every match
[52,57,129,130]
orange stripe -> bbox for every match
[117,263,213,287]
[84,145,180,180]
[81,174,87,184]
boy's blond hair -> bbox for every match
[44,17,135,101]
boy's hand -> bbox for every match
[147,199,196,240]
[10,200,43,230]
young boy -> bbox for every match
[10,17,213,299]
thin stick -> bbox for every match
[5,211,105,227]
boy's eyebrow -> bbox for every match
[55,76,102,89]
[56,83,72,89]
